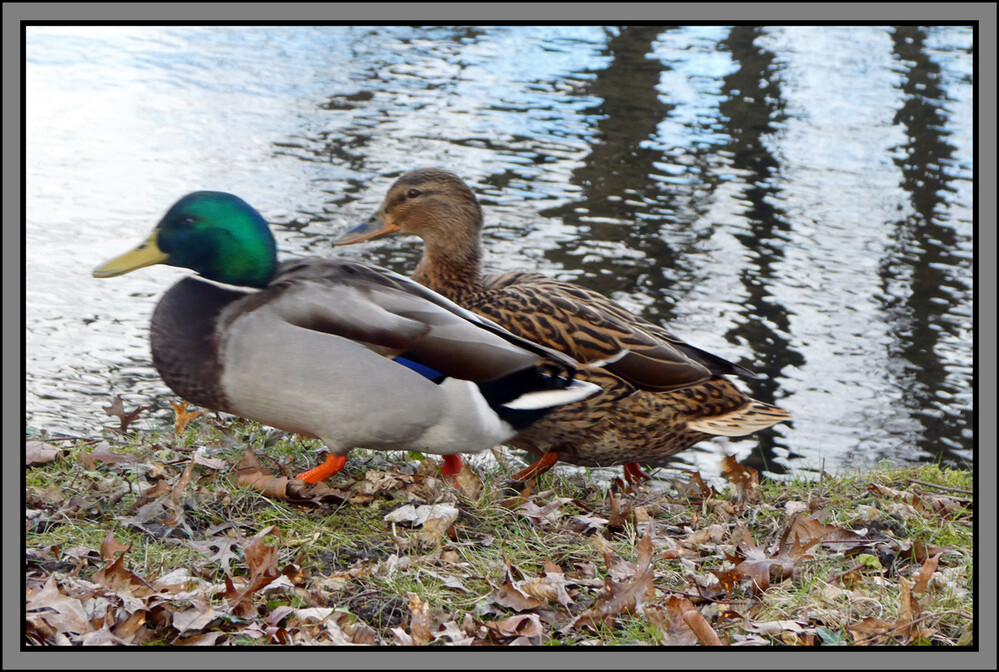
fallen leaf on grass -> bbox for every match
[383,503,460,527]
[102,395,146,433]
[847,617,897,643]
[454,463,483,499]
[407,593,435,645]
[118,461,196,538]
[679,471,718,499]
[912,552,942,595]
[224,527,283,618]
[675,597,723,646]
[26,440,61,466]
[79,441,138,471]
[93,533,156,598]
[25,576,90,636]
[352,470,410,498]
[481,613,544,646]
[642,604,700,646]
[721,455,759,504]
[520,560,576,608]
[726,521,819,593]
[567,512,609,534]
[868,483,968,519]
[518,497,568,526]
[784,514,870,553]
[744,619,810,636]
[170,400,204,435]
[573,527,657,631]
[192,453,227,470]
[897,538,954,564]
[236,448,349,505]
[897,576,921,634]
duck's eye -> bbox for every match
[178,216,196,227]
[407,189,422,199]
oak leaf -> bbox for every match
[171,400,204,435]
[573,527,657,630]
[102,394,146,432]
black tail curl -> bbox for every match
[476,363,578,431]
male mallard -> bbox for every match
[93,191,599,483]
[336,168,792,484]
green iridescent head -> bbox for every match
[93,191,278,288]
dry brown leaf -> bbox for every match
[243,526,281,580]
[26,440,61,466]
[101,394,147,432]
[642,604,700,646]
[848,616,894,641]
[176,632,226,646]
[680,604,723,646]
[710,567,742,596]
[384,503,460,526]
[407,593,434,645]
[237,448,292,498]
[454,462,483,499]
[728,522,816,593]
[518,498,567,526]
[136,479,172,506]
[170,459,196,504]
[745,619,809,636]
[93,545,156,599]
[493,561,545,610]
[170,604,218,634]
[419,516,453,548]
[517,559,575,608]
[79,441,138,471]
[573,527,657,630]
[897,576,921,633]
[900,538,954,564]
[221,527,284,618]
[352,470,410,497]
[112,609,148,643]
[192,454,227,470]
[102,394,147,432]
[721,455,759,504]
[171,400,204,435]
[482,614,543,645]
[25,576,90,635]
[680,470,717,498]
[912,552,942,595]
[567,512,609,534]
[99,531,132,565]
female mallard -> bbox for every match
[336,168,792,484]
[93,191,599,483]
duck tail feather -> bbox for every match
[476,366,599,430]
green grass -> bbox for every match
[25,416,975,647]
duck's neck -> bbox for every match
[413,234,483,301]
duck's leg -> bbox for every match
[441,454,463,477]
[622,462,651,486]
[296,453,348,484]
[511,451,560,481]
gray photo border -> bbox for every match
[7,2,995,669]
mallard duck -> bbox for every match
[92,191,600,483]
[336,168,792,484]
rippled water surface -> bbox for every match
[25,25,975,479]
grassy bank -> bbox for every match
[25,406,974,646]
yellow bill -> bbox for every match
[93,231,169,278]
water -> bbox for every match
[24,25,975,479]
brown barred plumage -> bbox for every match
[338,168,792,480]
